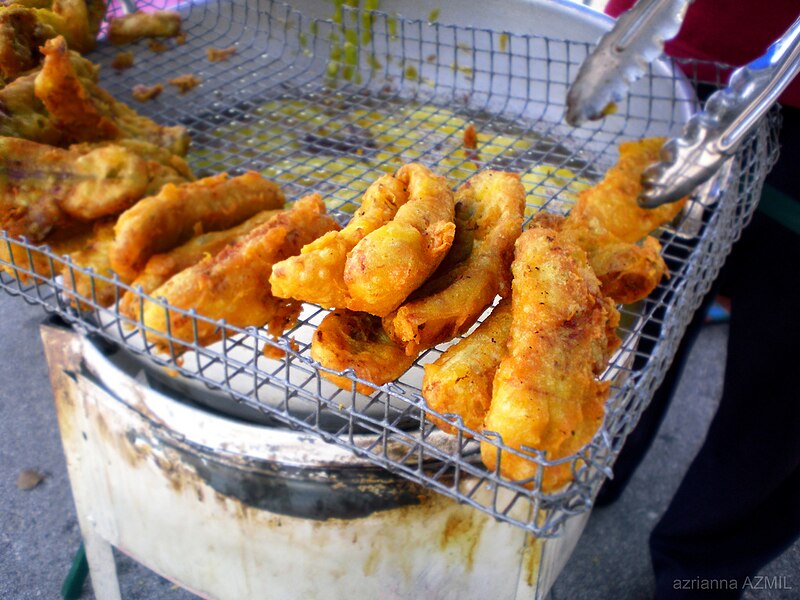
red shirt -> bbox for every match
[605,0,800,107]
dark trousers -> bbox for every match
[597,107,800,599]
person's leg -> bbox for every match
[650,210,800,598]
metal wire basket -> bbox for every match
[0,0,780,536]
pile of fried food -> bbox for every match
[0,2,686,493]
[271,138,686,492]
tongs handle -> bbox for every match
[639,15,800,207]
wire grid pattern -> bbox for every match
[0,0,781,536]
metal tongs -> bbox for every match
[566,0,800,208]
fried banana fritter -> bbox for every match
[120,209,281,318]
[344,163,456,317]
[481,228,620,492]
[270,173,409,308]
[108,10,182,45]
[35,36,189,153]
[532,211,668,305]
[0,6,56,82]
[570,137,686,244]
[0,50,98,144]
[110,171,285,281]
[529,137,690,304]
[135,195,338,349]
[384,170,525,355]
[0,1,105,76]
[62,218,130,308]
[310,309,416,395]
[0,136,150,241]
[0,220,93,281]
[47,0,104,52]
[35,36,117,140]
[421,299,513,434]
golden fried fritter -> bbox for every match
[532,211,668,305]
[135,195,338,349]
[570,137,687,244]
[311,309,416,395]
[270,173,409,308]
[108,10,182,45]
[47,0,102,52]
[0,220,93,282]
[0,6,56,82]
[120,209,280,318]
[421,299,513,435]
[0,50,97,144]
[35,35,118,140]
[35,36,189,153]
[384,170,525,355]
[481,228,620,492]
[344,163,456,316]
[61,218,129,308]
[110,171,285,281]
[0,136,149,241]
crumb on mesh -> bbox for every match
[111,51,134,70]
[132,83,164,102]
[168,73,202,94]
[463,122,478,149]
[207,46,237,62]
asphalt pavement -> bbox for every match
[1,292,797,599]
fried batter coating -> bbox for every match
[108,10,182,45]
[35,36,118,140]
[532,211,668,305]
[0,221,93,282]
[0,50,97,144]
[571,137,687,244]
[35,36,189,153]
[344,163,456,316]
[62,218,130,308]
[384,170,525,355]
[0,6,56,82]
[311,309,416,395]
[0,138,185,240]
[110,171,285,281]
[135,195,338,349]
[120,209,280,318]
[47,0,104,52]
[270,173,409,308]
[481,228,620,492]
[0,136,149,241]
[422,299,513,434]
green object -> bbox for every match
[61,542,89,600]
[758,184,800,236]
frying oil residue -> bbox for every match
[190,93,591,220]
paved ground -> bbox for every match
[1,292,798,599]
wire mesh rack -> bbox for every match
[0,0,781,536]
